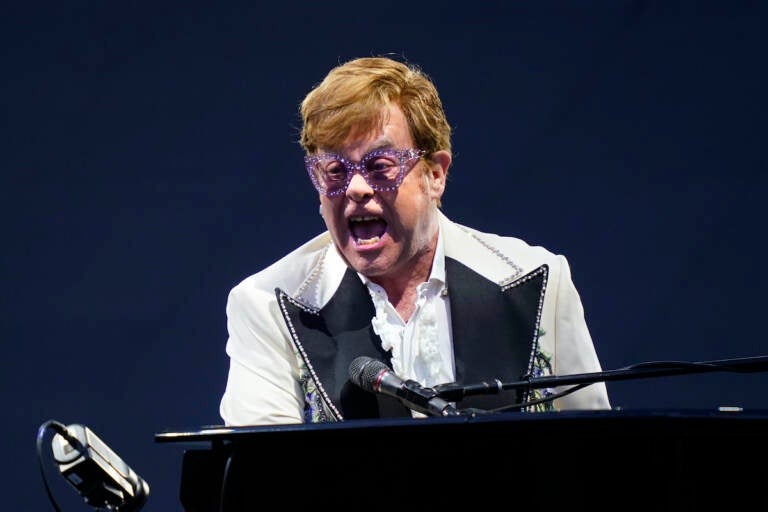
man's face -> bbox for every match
[318,104,447,282]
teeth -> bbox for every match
[350,216,380,222]
[356,236,380,245]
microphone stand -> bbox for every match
[433,354,768,403]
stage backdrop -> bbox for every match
[3,2,766,510]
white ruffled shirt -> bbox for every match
[359,229,455,417]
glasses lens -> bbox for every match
[310,156,349,194]
[362,150,402,187]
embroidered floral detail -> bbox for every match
[527,328,555,412]
[299,363,336,423]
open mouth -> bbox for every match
[349,215,387,246]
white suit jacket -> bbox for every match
[220,211,611,426]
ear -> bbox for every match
[426,150,451,200]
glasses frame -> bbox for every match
[305,148,426,197]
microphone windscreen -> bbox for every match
[348,356,389,392]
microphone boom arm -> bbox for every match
[433,355,768,402]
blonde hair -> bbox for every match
[299,56,452,161]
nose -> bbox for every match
[345,172,374,201]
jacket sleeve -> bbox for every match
[551,254,612,410]
[219,283,305,426]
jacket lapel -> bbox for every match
[447,258,548,411]
[276,268,412,420]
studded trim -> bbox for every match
[276,289,342,421]
[459,227,524,286]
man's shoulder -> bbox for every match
[230,231,334,299]
[440,213,563,283]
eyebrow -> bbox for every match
[321,138,397,160]
[365,137,395,153]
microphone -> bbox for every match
[348,356,460,417]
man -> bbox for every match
[219,56,610,425]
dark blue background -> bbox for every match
[3,2,766,510]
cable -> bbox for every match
[616,356,768,374]
[218,453,233,512]
[36,419,68,512]
[487,382,593,413]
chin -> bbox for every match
[346,254,390,278]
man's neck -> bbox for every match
[369,232,439,323]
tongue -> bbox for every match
[350,219,387,240]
